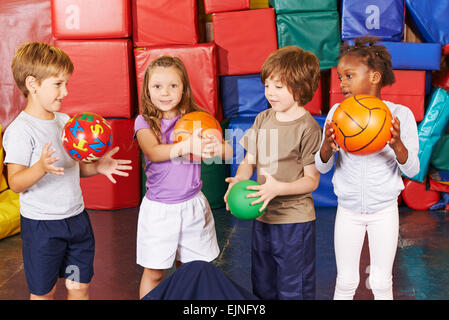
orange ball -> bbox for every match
[331,95,393,155]
[173,111,222,161]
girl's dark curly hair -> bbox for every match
[340,36,395,88]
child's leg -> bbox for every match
[333,206,367,300]
[29,284,57,300]
[366,203,399,300]
[139,268,165,299]
[275,221,316,300]
[251,220,278,299]
[65,280,90,300]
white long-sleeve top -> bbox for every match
[314,100,420,213]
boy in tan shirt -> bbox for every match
[224,46,322,300]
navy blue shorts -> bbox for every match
[251,219,316,300]
[20,210,95,296]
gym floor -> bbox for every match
[1,205,449,300]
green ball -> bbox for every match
[227,180,265,220]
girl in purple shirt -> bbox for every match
[134,56,232,298]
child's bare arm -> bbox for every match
[223,153,256,210]
[7,141,64,193]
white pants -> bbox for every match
[333,203,399,300]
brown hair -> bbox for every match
[261,46,320,106]
[339,36,395,87]
[140,56,203,141]
[11,42,74,98]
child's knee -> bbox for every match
[65,279,90,295]
[334,275,359,299]
[368,274,393,299]
[144,268,165,282]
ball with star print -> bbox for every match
[62,112,113,163]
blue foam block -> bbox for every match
[406,0,449,47]
[379,41,441,70]
[226,117,257,181]
[341,0,405,41]
[312,115,338,207]
[220,74,269,120]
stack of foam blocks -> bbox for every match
[339,0,449,211]
[51,0,141,210]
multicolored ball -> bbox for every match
[62,112,113,163]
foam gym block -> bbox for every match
[201,120,230,209]
[269,0,337,13]
[220,74,269,119]
[312,116,338,207]
[401,178,441,211]
[212,8,278,75]
[405,0,449,47]
[203,0,249,14]
[134,43,219,119]
[0,0,52,131]
[330,68,426,121]
[406,88,449,182]
[227,117,257,181]
[341,0,405,41]
[378,42,441,71]
[276,11,341,70]
[55,39,135,118]
[0,125,20,240]
[431,133,449,171]
[132,0,199,47]
[51,0,131,39]
[80,118,141,210]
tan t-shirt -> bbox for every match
[240,108,322,224]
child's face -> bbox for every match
[34,73,70,114]
[148,66,184,118]
[264,75,298,112]
[337,55,379,99]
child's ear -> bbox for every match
[25,75,37,94]
[369,70,382,85]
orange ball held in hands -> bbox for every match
[62,112,113,163]
[331,95,392,155]
[173,111,223,161]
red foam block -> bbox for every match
[51,0,131,39]
[401,178,441,211]
[80,118,141,210]
[213,8,278,75]
[330,68,426,121]
[203,0,249,14]
[55,39,135,118]
[132,0,199,47]
[134,43,220,120]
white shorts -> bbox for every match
[136,192,220,269]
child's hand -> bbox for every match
[245,168,280,212]
[322,120,340,152]
[96,146,132,183]
[39,142,64,176]
[388,116,403,151]
[223,176,243,211]
[201,133,222,159]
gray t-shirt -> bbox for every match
[3,111,84,220]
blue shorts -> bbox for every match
[251,219,316,300]
[20,210,95,296]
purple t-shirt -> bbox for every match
[134,115,202,204]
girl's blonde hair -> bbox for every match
[11,42,74,97]
[140,56,203,141]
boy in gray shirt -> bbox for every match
[3,42,132,300]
